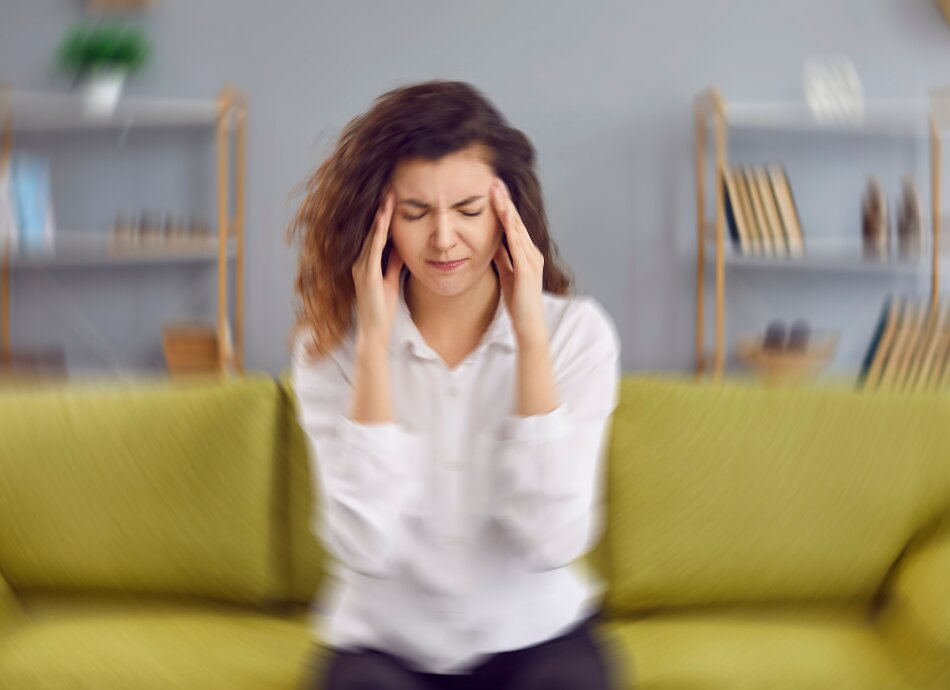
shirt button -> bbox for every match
[447,384,459,396]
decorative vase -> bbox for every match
[897,176,923,260]
[80,67,127,117]
[862,177,889,260]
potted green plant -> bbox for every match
[56,22,150,116]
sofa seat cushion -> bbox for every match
[602,605,912,690]
[0,595,319,689]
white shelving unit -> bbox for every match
[694,86,949,380]
[723,100,931,137]
[0,86,246,376]
[6,235,237,270]
[1,91,222,131]
[702,233,947,275]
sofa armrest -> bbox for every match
[0,571,23,633]
[879,518,950,689]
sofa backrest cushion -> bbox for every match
[0,375,284,605]
[603,375,950,614]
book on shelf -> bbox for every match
[9,152,55,255]
[768,165,804,257]
[861,296,950,390]
[744,167,774,256]
[861,295,902,388]
[741,167,767,255]
[754,166,787,257]
[723,168,750,250]
[900,301,933,387]
[0,156,17,255]
[733,168,762,254]
[910,300,949,388]
[721,164,803,258]
[882,300,925,389]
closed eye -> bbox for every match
[402,209,484,221]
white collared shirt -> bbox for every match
[290,271,621,674]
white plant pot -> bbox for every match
[81,69,128,118]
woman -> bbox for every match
[288,80,622,690]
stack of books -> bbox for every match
[0,151,56,256]
[861,296,950,390]
[723,164,804,258]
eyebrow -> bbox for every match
[398,195,485,210]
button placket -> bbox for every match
[446,362,467,397]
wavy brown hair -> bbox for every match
[287,80,573,360]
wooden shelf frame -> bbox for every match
[0,85,246,375]
[694,87,943,381]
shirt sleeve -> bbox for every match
[489,299,621,572]
[290,335,422,579]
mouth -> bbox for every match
[427,259,467,272]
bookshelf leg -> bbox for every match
[216,88,231,374]
[1,247,9,362]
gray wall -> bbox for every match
[3,0,950,376]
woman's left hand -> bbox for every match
[490,177,548,347]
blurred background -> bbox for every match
[3,0,950,381]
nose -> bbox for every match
[430,210,458,253]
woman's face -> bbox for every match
[389,145,502,298]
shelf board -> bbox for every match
[5,234,236,269]
[703,239,938,275]
[1,91,223,132]
[723,100,931,137]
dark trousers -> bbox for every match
[306,615,615,690]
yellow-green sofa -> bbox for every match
[0,373,947,688]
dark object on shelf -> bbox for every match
[897,176,923,260]
[0,347,67,383]
[787,320,811,351]
[763,320,787,351]
[862,177,889,260]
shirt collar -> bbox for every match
[390,268,516,359]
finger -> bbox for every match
[371,190,395,257]
[384,243,404,288]
[357,190,393,272]
[497,179,534,251]
[493,181,528,252]
[493,185,527,267]
[493,241,513,275]
[356,203,383,268]
[491,182,517,249]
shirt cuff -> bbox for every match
[500,404,568,443]
[333,414,422,493]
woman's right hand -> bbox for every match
[352,188,404,348]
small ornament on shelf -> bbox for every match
[110,210,133,248]
[862,177,889,260]
[189,216,214,243]
[803,55,864,126]
[139,210,161,244]
[109,210,216,253]
[897,176,923,260]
